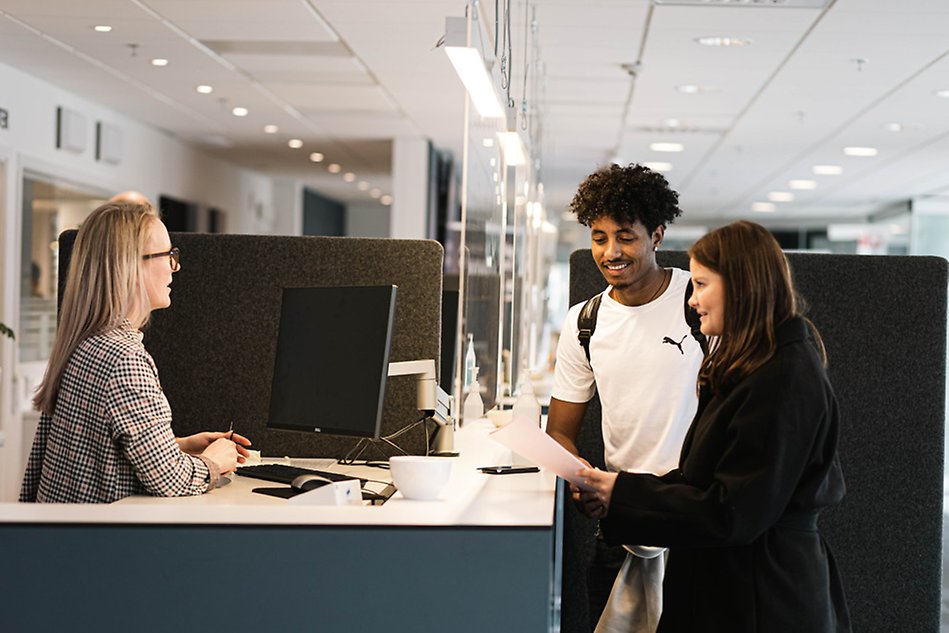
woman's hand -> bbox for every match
[178,431,252,460]
[175,431,251,473]
[201,437,241,474]
[575,467,619,520]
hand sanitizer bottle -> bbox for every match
[464,333,476,389]
[512,376,541,427]
[463,366,485,423]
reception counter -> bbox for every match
[0,421,563,633]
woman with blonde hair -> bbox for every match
[21,201,248,503]
[579,220,851,632]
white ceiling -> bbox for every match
[2,0,949,229]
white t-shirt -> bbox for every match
[552,267,703,475]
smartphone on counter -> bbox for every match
[478,465,541,475]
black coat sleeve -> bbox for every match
[601,343,840,549]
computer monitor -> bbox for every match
[267,285,397,439]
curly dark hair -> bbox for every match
[569,163,683,233]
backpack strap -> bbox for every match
[684,279,709,356]
[577,293,603,363]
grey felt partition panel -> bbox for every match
[58,231,444,458]
[564,249,947,633]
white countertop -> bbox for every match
[0,420,558,528]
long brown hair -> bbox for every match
[33,202,158,414]
[688,220,826,392]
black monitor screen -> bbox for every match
[268,285,397,439]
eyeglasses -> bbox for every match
[143,247,180,272]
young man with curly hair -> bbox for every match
[547,164,704,633]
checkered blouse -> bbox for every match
[20,322,220,503]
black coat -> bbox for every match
[601,317,851,632]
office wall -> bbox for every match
[0,61,275,233]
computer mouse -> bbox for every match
[291,474,333,492]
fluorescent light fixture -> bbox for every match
[676,84,701,94]
[662,118,681,128]
[934,89,949,98]
[642,161,673,172]
[497,131,526,166]
[812,164,842,175]
[482,138,495,147]
[767,191,794,202]
[650,142,684,152]
[327,163,341,174]
[263,124,279,134]
[196,84,213,94]
[789,179,817,190]
[151,58,169,67]
[380,194,393,205]
[343,172,356,182]
[444,16,504,119]
[882,122,903,132]
[752,202,776,213]
[843,146,877,157]
[94,25,112,33]
[309,152,324,162]
[288,139,303,149]
[231,107,248,117]
[695,36,752,47]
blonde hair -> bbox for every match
[33,201,159,414]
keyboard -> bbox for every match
[236,463,363,485]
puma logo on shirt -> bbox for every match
[662,335,687,355]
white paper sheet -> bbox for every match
[489,420,594,491]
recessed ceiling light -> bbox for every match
[195,84,213,94]
[767,191,794,202]
[288,139,303,149]
[93,25,112,33]
[695,36,752,47]
[150,58,169,67]
[675,84,715,94]
[843,146,877,157]
[357,181,370,191]
[309,152,324,163]
[380,195,393,206]
[789,179,817,190]
[882,122,903,132]
[327,163,341,174]
[650,142,684,153]
[231,107,248,117]
[662,118,681,128]
[933,89,949,98]
[812,164,843,175]
[263,125,279,134]
[752,202,776,213]
[370,188,382,198]
[642,162,673,172]
[343,172,356,182]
